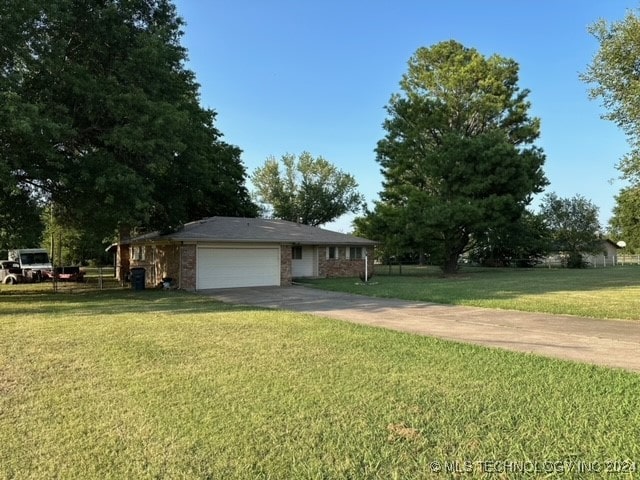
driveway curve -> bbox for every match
[203,285,640,373]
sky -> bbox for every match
[173,0,636,233]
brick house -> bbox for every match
[117,216,376,290]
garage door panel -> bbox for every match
[197,247,280,289]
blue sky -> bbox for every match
[174,0,636,232]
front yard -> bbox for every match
[301,266,640,320]
[0,288,638,478]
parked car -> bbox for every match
[0,261,26,284]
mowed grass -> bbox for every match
[1,289,639,479]
[301,266,640,320]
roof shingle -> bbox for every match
[129,217,376,246]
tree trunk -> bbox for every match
[441,254,460,274]
[117,227,131,285]
[440,233,468,274]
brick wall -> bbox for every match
[128,245,153,285]
[318,246,374,278]
[280,245,292,285]
[128,244,181,287]
[155,245,180,284]
[180,244,197,290]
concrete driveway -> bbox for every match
[203,285,640,373]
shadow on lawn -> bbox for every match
[0,288,258,317]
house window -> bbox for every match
[132,246,146,261]
[327,246,337,259]
[292,246,303,260]
[349,247,363,260]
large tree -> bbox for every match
[0,185,43,252]
[469,210,551,267]
[609,187,640,252]
[353,203,416,267]
[583,10,640,256]
[252,152,364,226]
[583,10,640,183]
[375,41,547,273]
[0,0,256,244]
[539,193,601,267]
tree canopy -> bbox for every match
[469,210,551,267]
[583,10,640,183]
[583,10,640,257]
[609,187,640,252]
[372,41,547,273]
[252,152,364,227]
[0,0,256,247]
[0,185,43,252]
[539,193,601,267]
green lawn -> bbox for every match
[1,288,639,478]
[300,266,640,320]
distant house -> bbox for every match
[584,239,622,267]
[544,239,622,267]
[114,216,376,290]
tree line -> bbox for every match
[1,1,638,268]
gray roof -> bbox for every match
[129,217,376,246]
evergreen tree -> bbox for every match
[375,41,547,273]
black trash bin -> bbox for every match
[130,267,146,290]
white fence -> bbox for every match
[543,254,640,268]
[615,254,640,266]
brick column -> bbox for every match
[180,244,197,290]
[280,245,292,285]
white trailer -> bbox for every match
[8,248,53,280]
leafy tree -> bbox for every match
[376,41,547,273]
[539,193,601,267]
[41,205,112,266]
[0,0,256,243]
[469,211,551,267]
[0,186,44,252]
[252,152,364,226]
[583,10,640,183]
[609,187,640,253]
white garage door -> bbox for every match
[197,247,280,289]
